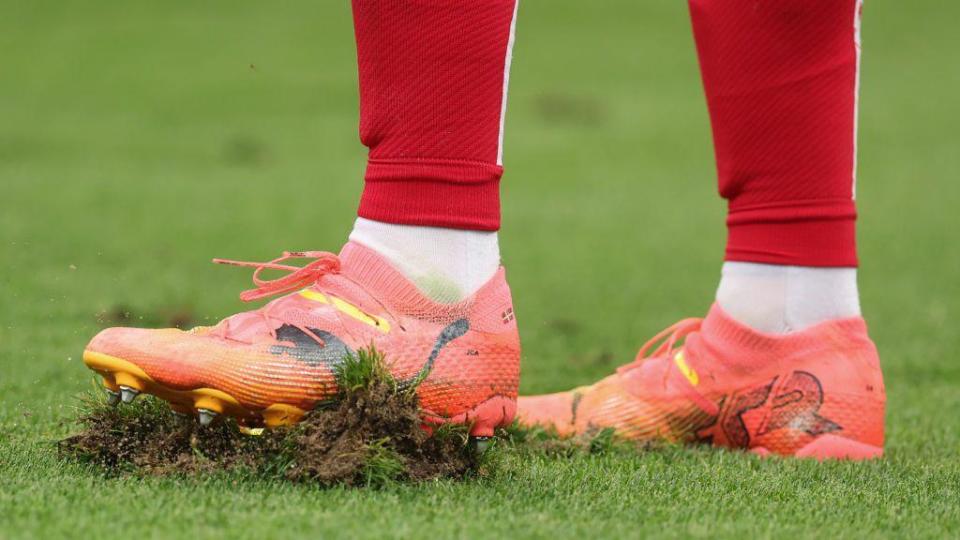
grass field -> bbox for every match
[2,1,959,538]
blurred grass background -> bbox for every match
[1,1,958,538]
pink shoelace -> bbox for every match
[618,317,719,416]
[213,251,341,302]
[627,318,703,364]
[212,251,342,346]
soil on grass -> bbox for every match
[59,353,481,487]
[58,398,289,476]
[287,377,478,485]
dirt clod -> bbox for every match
[287,379,477,485]
[59,349,482,487]
[58,397,286,476]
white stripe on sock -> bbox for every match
[852,0,863,199]
[496,0,520,166]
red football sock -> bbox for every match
[690,0,864,267]
[351,0,520,232]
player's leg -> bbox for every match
[349,0,519,303]
[519,0,885,459]
[82,0,522,436]
[697,0,862,331]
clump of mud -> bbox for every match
[58,398,288,476]
[59,350,482,487]
[287,377,478,485]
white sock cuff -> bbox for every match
[716,262,861,333]
[348,217,500,303]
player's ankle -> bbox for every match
[348,217,500,303]
[715,262,861,334]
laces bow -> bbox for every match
[618,317,719,416]
[213,251,340,302]
[626,317,703,368]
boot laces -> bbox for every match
[621,318,703,371]
[212,251,341,346]
[617,318,719,416]
[213,251,341,302]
